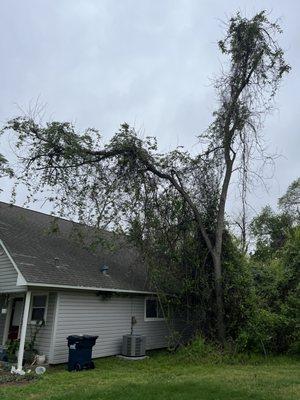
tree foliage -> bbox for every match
[243,227,300,354]
[242,180,300,354]
[250,206,294,261]
[0,148,14,192]
[279,177,300,222]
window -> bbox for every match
[31,295,48,324]
[144,297,164,321]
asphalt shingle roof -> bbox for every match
[0,202,152,293]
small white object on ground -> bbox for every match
[35,366,46,375]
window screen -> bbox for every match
[145,298,164,319]
[31,295,47,322]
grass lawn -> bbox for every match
[0,352,299,400]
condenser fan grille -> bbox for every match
[122,335,146,357]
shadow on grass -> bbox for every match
[46,380,277,400]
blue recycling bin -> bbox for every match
[67,335,98,371]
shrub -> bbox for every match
[176,335,222,363]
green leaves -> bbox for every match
[0,152,14,193]
[248,180,300,354]
[279,178,300,222]
[250,206,294,261]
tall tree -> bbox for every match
[5,11,289,343]
[250,177,300,261]
[250,205,294,261]
[248,183,300,354]
[279,178,300,222]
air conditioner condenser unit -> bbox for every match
[122,334,146,357]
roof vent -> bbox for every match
[100,265,109,275]
[54,257,59,267]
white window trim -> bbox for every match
[29,293,49,325]
[144,296,165,322]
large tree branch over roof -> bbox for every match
[4,10,290,343]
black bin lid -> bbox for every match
[67,335,99,342]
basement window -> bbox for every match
[30,294,48,324]
[144,297,164,321]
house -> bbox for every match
[0,202,170,369]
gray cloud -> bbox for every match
[0,0,299,220]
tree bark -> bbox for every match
[212,251,225,343]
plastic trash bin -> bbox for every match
[67,335,98,371]
[0,346,8,362]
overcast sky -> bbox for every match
[0,0,299,222]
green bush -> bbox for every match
[175,335,285,365]
[176,335,223,363]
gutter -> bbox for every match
[25,282,155,295]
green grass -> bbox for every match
[0,351,299,400]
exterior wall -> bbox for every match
[0,295,6,343]
[50,291,169,364]
[0,250,25,293]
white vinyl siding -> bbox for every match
[0,250,25,293]
[50,291,169,364]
